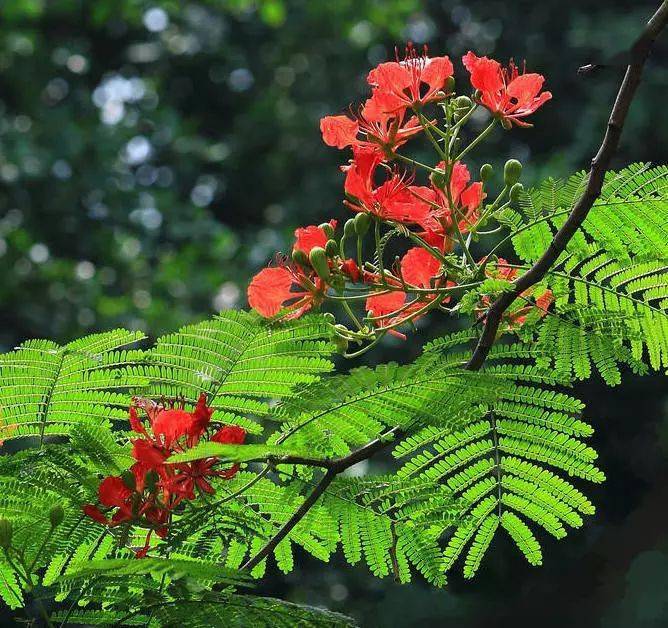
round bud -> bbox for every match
[292,249,309,267]
[480,163,493,182]
[319,222,335,238]
[354,212,371,237]
[334,335,349,354]
[343,218,356,237]
[325,239,339,257]
[453,95,473,121]
[444,76,456,94]
[0,519,12,550]
[503,159,523,186]
[49,505,65,529]
[509,182,524,202]
[309,247,331,281]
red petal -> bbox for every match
[401,247,441,289]
[366,291,406,318]
[507,73,546,106]
[82,504,108,525]
[131,438,168,468]
[293,225,329,256]
[420,56,454,94]
[248,267,295,318]
[212,425,246,445]
[462,51,504,94]
[320,115,359,149]
[98,476,133,508]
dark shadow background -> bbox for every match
[0,1,666,626]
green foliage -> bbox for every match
[502,164,668,378]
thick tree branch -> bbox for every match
[241,2,668,572]
[465,0,668,371]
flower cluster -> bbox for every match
[83,394,245,557]
[247,45,553,352]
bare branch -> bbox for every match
[466,0,668,372]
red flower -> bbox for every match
[339,258,361,282]
[99,476,133,508]
[343,146,432,225]
[411,161,485,245]
[82,504,108,525]
[462,52,552,128]
[321,96,422,155]
[248,263,325,320]
[368,46,453,113]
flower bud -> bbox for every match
[343,218,356,237]
[325,239,339,257]
[453,95,473,121]
[292,249,309,267]
[0,519,12,550]
[309,247,331,281]
[444,76,456,94]
[334,335,349,354]
[319,222,335,238]
[354,212,371,237]
[480,163,493,182]
[509,182,524,202]
[49,505,65,528]
[504,159,522,186]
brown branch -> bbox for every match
[466,0,668,372]
[241,2,668,573]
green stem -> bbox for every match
[455,118,497,162]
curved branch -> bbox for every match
[465,0,668,371]
[240,2,668,572]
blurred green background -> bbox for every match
[1,1,667,626]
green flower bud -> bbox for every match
[453,95,473,120]
[509,182,525,202]
[334,336,349,354]
[504,159,523,186]
[319,222,335,238]
[480,163,493,182]
[325,239,339,257]
[444,76,456,94]
[354,212,371,237]
[49,505,65,528]
[343,218,356,238]
[292,249,309,267]
[309,247,331,281]
[0,519,12,550]
[121,470,136,491]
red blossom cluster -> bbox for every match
[83,394,245,557]
[247,45,553,346]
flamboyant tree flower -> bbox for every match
[343,146,432,225]
[248,263,326,319]
[321,95,423,155]
[83,395,246,557]
[462,51,552,128]
[365,247,449,339]
[410,161,485,249]
[367,45,454,113]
